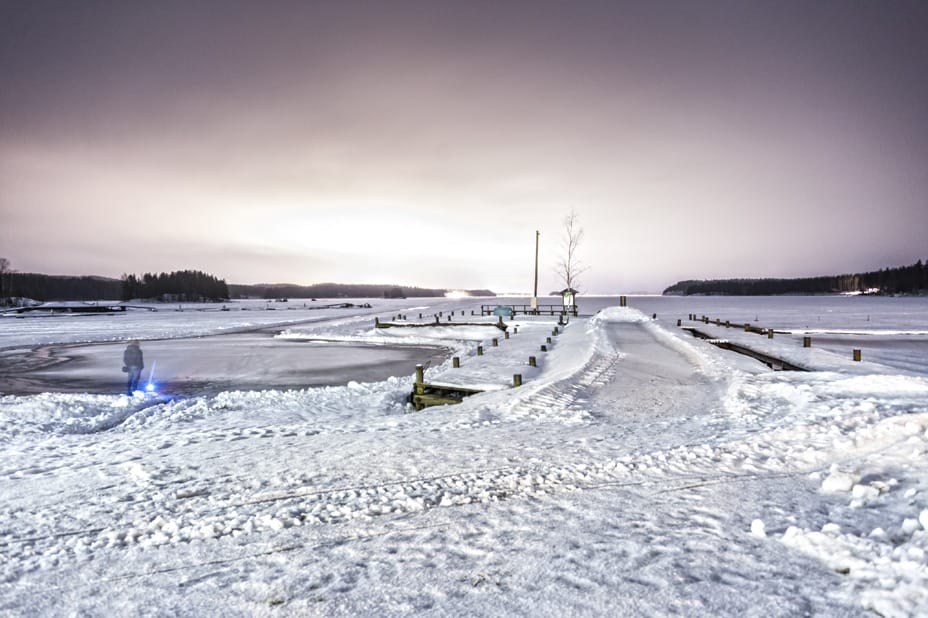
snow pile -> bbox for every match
[0,391,139,439]
[779,412,928,618]
[716,370,928,617]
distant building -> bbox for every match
[559,287,578,309]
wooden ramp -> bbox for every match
[409,381,485,411]
[408,364,486,410]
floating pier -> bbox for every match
[376,318,507,331]
[682,327,807,371]
[9,303,129,314]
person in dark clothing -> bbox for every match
[123,340,144,395]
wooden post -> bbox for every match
[505,331,510,339]
[477,345,483,356]
[529,356,536,367]
[419,313,422,319]
[452,356,460,368]
[677,319,682,327]
[414,365,424,395]
[498,315,504,328]
[768,330,774,339]
[435,315,440,324]
[620,295,627,307]
[853,349,862,362]
[541,344,547,352]
[375,317,380,326]
[546,336,552,344]
[725,320,730,328]
[553,327,559,335]
[513,374,522,387]
[652,313,657,319]
[744,323,750,331]
[513,327,518,335]
[532,230,540,311]
[492,338,499,347]
[803,336,812,348]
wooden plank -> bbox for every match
[409,381,486,410]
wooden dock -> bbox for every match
[408,364,486,410]
[9,303,128,314]
[480,304,577,317]
[376,318,507,331]
[410,381,485,411]
[682,327,807,371]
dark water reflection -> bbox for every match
[1,333,448,396]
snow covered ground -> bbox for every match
[1,295,927,616]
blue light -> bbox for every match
[145,383,155,392]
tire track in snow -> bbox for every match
[4,402,918,581]
[0,318,633,571]
[478,331,623,425]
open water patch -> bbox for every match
[0,333,448,397]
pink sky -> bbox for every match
[2,1,926,293]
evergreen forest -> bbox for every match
[663,260,927,296]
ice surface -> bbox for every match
[1,295,927,616]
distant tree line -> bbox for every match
[0,268,230,303]
[663,260,927,296]
[0,256,491,303]
[121,270,229,301]
[227,283,496,299]
[0,257,12,304]
[2,273,123,302]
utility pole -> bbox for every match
[531,230,539,310]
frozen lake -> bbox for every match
[2,295,928,616]
[2,295,927,394]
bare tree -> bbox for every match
[556,210,588,292]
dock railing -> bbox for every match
[480,304,577,317]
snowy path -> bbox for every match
[2,302,927,616]
[576,321,723,448]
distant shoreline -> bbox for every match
[663,260,926,296]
